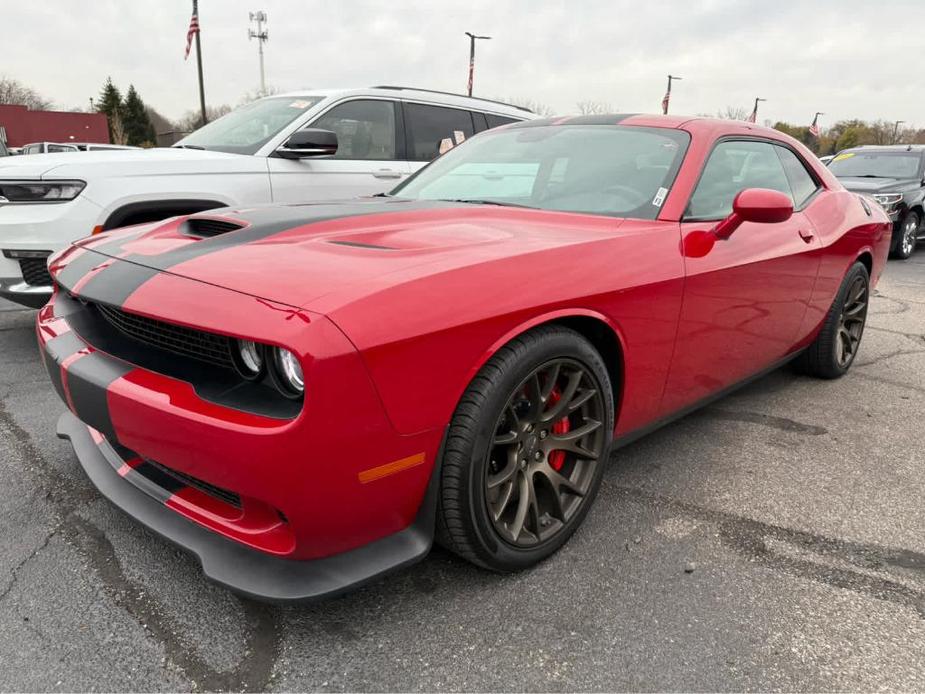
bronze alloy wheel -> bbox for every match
[484,358,606,547]
[834,273,868,369]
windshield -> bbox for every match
[175,96,323,155]
[391,125,690,219]
[828,151,922,179]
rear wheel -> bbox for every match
[796,261,870,379]
[891,211,919,259]
[435,325,614,571]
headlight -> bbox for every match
[231,339,264,381]
[271,348,304,398]
[872,193,903,207]
[0,180,86,203]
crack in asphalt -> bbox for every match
[866,325,925,346]
[702,409,828,435]
[617,486,925,619]
[0,400,283,692]
[852,371,925,394]
[0,526,61,604]
[855,348,925,368]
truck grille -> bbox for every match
[94,302,234,370]
[19,257,53,287]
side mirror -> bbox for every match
[713,188,794,240]
[276,128,338,159]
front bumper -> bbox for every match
[0,279,52,308]
[57,411,439,602]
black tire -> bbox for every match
[435,325,614,572]
[890,211,919,260]
[795,261,870,379]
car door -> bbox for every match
[661,138,822,413]
[267,98,410,203]
[402,102,477,175]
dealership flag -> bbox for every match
[661,90,670,115]
[184,11,200,60]
[809,113,821,138]
[747,107,757,124]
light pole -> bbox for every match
[662,74,682,114]
[249,11,269,96]
[893,120,905,144]
[465,32,491,97]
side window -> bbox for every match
[471,112,489,133]
[404,103,475,161]
[310,99,397,161]
[775,146,820,208]
[687,140,792,220]
[485,114,519,129]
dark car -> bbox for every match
[827,144,925,259]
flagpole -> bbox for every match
[193,0,207,126]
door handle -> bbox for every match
[798,228,814,243]
[373,169,402,179]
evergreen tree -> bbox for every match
[96,77,124,143]
[123,85,156,146]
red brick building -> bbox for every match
[0,104,109,147]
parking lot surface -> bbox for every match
[1,256,923,692]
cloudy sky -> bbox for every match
[4,0,923,127]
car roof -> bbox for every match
[267,86,534,118]
[506,113,791,137]
[838,144,925,154]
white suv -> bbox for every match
[0,86,532,307]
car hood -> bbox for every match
[68,198,627,313]
[836,176,920,194]
[0,147,264,180]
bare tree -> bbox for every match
[0,75,52,110]
[576,100,614,115]
[716,105,749,121]
[177,104,232,133]
[109,110,128,145]
[239,85,280,105]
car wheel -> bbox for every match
[795,261,870,379]
[435,325,614,572]
[891,211,919,259]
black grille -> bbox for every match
[20,257,53,287]
[145,459,242,508]
[184,218,244,238]
[95,303,234,370]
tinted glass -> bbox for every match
[776,147,819,207]
[471,112,489,133]
[486,114,519,129]
[827,151,922,179]
[311,99,397,160]
[405,103,475,161]
[687,140,792,219]
[393,125,691,220]
[176,96,322,155]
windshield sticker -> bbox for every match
[652,187,668,207]
[288,100,313,109]
[833,152,855,162]
[453,130,466,145]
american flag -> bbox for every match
[184,11,200,60]
[661,91,670,115]
[809,113,821,138]
[747,107,757,124]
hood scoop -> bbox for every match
[183,217,245,238]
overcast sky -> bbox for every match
[4,0,923,128]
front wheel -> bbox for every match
[891,211,919,259]
[435,325,614,572]
[795,261,870,379]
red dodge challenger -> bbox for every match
[38,115,891,601]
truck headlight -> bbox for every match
[872,193,903,207]
[0,180,86,204]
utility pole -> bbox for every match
[248,11,269,95]
[662,74,682,114]
[193,0,207,126]
[465,32,491,97]
[893,120,905,144]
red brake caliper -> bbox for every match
[546,387,571,471]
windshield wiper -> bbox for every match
[447,198,534,209]
[851,174,884,178]
[171,144,205,150]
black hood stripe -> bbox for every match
[72,261,161,307]
[55,249,113,290]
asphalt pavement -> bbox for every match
[0,254,923,692]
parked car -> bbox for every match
[0,86,532,307]
[71,143,141,152]
[827,144,925,259]
[818,154,834,165]
[20,141,79,154]
[0,140,8,157]
[43,114,889,601]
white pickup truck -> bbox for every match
[0,86,531,307]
